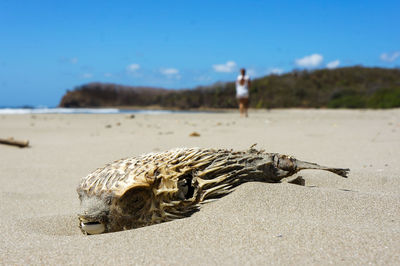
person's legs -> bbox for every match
[238,98,249,117]
[242,98,249,117]
[238,99,243,116]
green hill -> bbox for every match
[59,66,400,109]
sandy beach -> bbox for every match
[0,109,399,265]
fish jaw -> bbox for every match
[77,195,111,235]
[79,218,106,235]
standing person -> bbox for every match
[235,68,251,117]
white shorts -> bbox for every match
[236,93,249,99]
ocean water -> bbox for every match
[0,107,178,115]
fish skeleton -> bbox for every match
[77,147,349,234]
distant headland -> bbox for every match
[59,66,400,109]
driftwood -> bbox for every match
[0,137,29,148]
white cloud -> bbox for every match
[82,73,93,78]
[126,63,140,72]
[59,57,78,64]
[213,61,237,73]
[247,69,257,77]
[267,68,284,75]
[380,52,400,62]
[160,68,181,80]
[295,54,323,68]
[160,68,179,75]
[104,73,113,77]
[70,57,78,64]
[194,75,212,82]
[326,60,340,69]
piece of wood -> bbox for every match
[0,137,29,148]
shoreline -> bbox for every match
[2,104,400,111]
[1,106,400,117]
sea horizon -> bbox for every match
[0,106,170,115]
[0,106,220,115]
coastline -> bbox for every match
[0,109,399,264]
[0,106,232,114]
[2,105,400,115]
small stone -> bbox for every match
[189,132,200,137]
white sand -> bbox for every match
[0,109,399,264]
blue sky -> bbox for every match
[0,0,399,107]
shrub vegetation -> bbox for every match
[59,67,400,109]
